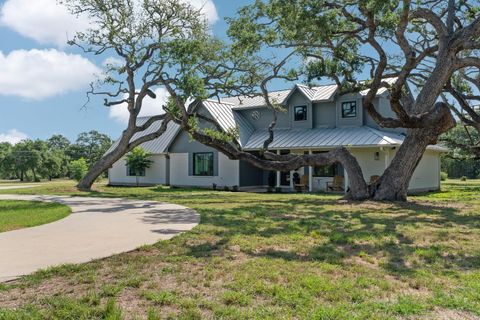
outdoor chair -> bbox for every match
[326,175,344,192]
[294,174,309,192]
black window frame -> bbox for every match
[341,101,357,118]
[313,165,336,177]
[294,105,308,121]
[193,152,214,176]
[127,166,146,177]
[312,151,336,177]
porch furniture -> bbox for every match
[326,175,344,191]
[294,175,309,192]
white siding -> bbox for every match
[409,150,441,191]
[350,148,387,181]
[108,155,168,185]
[170,153,240,187]
[350,147,441,192]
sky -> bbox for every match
[0,0,257,144]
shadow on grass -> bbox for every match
[181,198,480,277]
[25,183,480,277]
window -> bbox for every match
[312,151,335,177]
[294,105,308,121]
[313,165,335,177]
[127,166,145,177]
[341,101,357,118]
[193,152,214,176]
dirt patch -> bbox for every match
[417,308,480,320]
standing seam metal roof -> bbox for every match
[106,118,180,155]
[243,126,407,150]
[202,100,255,147]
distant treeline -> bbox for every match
[0,131,113,182]
[441,125,480,179]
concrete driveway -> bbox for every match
[0,195,199,282]
[0,184,41,191]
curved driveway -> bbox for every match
[0,195,199,282]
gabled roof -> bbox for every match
[294,84,338,102]
[220,89,291,110]
[219,79,396,110]
[106,117,180,155]
[360,77,397,96]
[202,100,254,147]
[243,126,406,150]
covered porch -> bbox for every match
[239,148,348,193]
[239,146,396,193]
[239,126,406,193]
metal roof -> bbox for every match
[106,117,180,155]
[219,80,392,110]
[296,84,338,102]
[202,100,255,146]
[220,89,291,109]
[360,77,397,96]
[243,126,406,150]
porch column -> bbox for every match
[344,167,349,194]
[290,168,294,190]
[276,150,281,188]
[290,150,295,191]
[309,150,313,192]
[384,148,389,170]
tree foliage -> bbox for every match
[0,131,112,182]
[441,125,480,178]
[69,158,89,182]
[125,147,153,186]
[64,0,260,190]
[70,0,480,201]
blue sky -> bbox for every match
[0,0,255,143]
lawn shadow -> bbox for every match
[182,197,480,277]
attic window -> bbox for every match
[342,101,357,118]
[294,105,307,121]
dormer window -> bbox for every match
[294,105,307,121]
[342,101,357,118]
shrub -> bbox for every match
[69,158,88,182]
[460,176,467,181]
[440,172,448,181]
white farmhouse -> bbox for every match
[108,82,445,193]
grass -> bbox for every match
[0,180,479,319]
[0,200,70,232]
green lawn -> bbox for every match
[0,200,70,233]
[0,180,479,319]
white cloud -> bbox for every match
[0,129,28,145]
[186,0,219,24]
[0,49,101,100]
[0,0,218,47]
[0,0,90,48]
[109,87,169,124]
[102,57,124,68]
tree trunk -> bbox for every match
[371,128,432,201]
[371,105,455,201]
[77,145,129,190]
